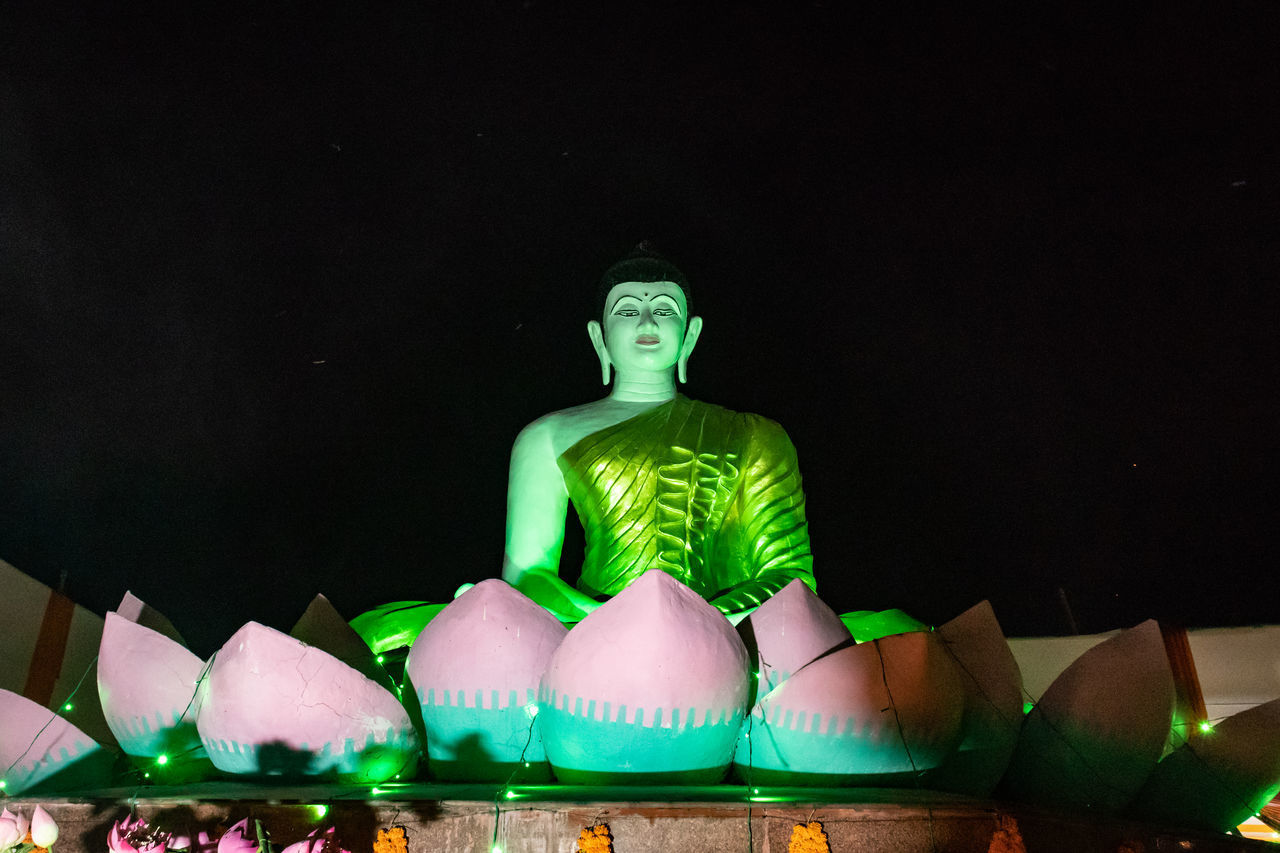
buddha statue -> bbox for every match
[501,247,816,622]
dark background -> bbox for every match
[3,2,1276,658]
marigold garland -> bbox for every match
[788,821,829,853]
[987,815,1026,853]
[373,826,407,853]
[576,824,613,853]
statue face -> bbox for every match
[602,280,688,374]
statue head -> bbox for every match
[588,246,704,387]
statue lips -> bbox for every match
[635,335,660,346]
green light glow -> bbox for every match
[839,609,929,642]
[309,805,329,820]
[504,790,517,800]
[156,754,170,765]
[350,601,448,654]
[1199,720,1214,733]
[370,787,384,795]
[63,702,74,712]
[492,846,502,853]
[1022,701,1035,715]
[0,779,6,789]
[524,703,539,718]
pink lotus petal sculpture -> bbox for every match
[97,611,208,765]
[737,578,851,697]
[0,688,113,795]
[291,594,397,695]
[404,579,566,781]
[917,600,1024,795]
[539,570,749,784]
[1129,695,1280,833]
[194,622,419,783]
[998,618,1174,813]
[734,630,966,786]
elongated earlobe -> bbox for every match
[587,320,612,386]
[678,316,703,384]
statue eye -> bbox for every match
[653,307,676,316]
[613,308,639,317]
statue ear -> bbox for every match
[678,315,703,384]
[587,320,612,386]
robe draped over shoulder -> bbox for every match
[557,394,814,602]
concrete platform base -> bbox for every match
[4,784,1271,852]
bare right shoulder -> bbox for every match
[513,399,614,459]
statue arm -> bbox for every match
[501,418,602,621]
[709,417,815,614]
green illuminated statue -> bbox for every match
[501,248,815,622]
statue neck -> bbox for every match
[609,369,677,403]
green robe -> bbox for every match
[558,395,814,608]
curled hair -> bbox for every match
[595,243,692,319]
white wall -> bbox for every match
[1008,623,1280,722]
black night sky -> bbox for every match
[3,2,1277,658]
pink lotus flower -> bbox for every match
[0,812,25,852]
[215,820,257,853]
[280,828,349,853]
[30,808,57,849]
[0,814,23,845]
[108,816,167,853]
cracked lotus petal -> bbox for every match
[194,622,419,782]
[738,578,851,695]
[734,630,966,786]
[917,600,1024,796]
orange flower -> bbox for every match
[988,815,1026,853]
[373,826,407,853]
[788,821,829,853]
[576,824,612,853]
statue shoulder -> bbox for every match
[512,401,612,461]
[728,407,800,461]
